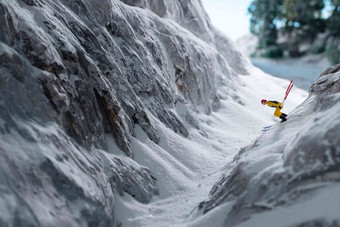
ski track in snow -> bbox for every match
[113,69,308,227]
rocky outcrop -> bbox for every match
[197,66,340,226]
[0,0,250,226]
[120,0,212,40]
[119,0,252,75]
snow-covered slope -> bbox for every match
[195,65,340,227]
[111,68,307,227]
[0,0,319,226]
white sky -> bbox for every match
[201,0,252,41]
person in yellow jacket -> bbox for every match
[261,99,287,122]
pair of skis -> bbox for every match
[262,125,271,132]
[261,114,302,131]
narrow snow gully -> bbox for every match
[194,66,340,227]
[113,68,308,227]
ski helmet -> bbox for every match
[261,99,267,105]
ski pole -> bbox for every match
[282,80,293,105]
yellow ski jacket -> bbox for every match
[266,101,284,117]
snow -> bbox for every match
[195,70,340,227]
[2,0,335,226]
[187,203,234,227]
[113,68,308,226]
[234,184,340,227]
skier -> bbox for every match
[261,99,287,122]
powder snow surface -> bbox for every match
[113,67,308,227]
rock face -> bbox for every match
[0,0,249,226]
[197,66,340,226]
[120,0,251,76]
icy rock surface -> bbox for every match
[119,0,251,76]
[0,0,251,226]
[197,66,340,226]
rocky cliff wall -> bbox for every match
[0,0,249,225]
[120,0,252,75]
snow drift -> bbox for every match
[196,65,340,227]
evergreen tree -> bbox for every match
[248,0,328,58]
[248,0,283,49]
[283,0,325,43]
[326,0,340,64]
[328,0,340,37]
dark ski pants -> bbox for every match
[279,113,287,122]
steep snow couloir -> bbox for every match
[0,0,310,226]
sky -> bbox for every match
[201,0,253,41]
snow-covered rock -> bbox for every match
[2,0,329,226]
[0,0,253,226]
[119,0,252,76]
[196,65,340,226]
